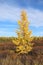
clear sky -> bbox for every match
[0,0,43,37]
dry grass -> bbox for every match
[0,37,43,65]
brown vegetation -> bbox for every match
[0,37,43,65]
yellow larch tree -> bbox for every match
[12,10,34,54]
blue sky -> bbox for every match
[0,0,43,37]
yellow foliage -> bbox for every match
[12,39,20,46]
[12,10,34,54]
[16,44,33,54]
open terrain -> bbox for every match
[0,37,43,65]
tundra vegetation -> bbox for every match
[0,11,43,65]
